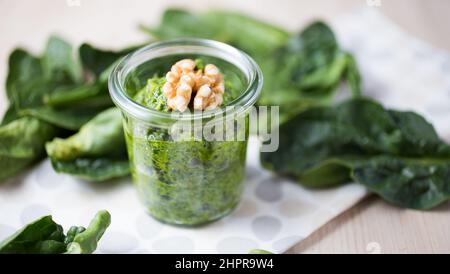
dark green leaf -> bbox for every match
[43,83,107,107]
[144,9,289,58]
[5,49,42,101]
[64,226,86,245]
[353,157,450,210]
[0,216,66,254]
[201,10,290,57]
[2,37,90,129]
[261,98,450,209]
[79,43,140,78]
[0,211,110,254]
[0,117,56,181]
[46,108,126,160]
[46,108,129,181]
[19,107,101,131]
[259,22,362,123]
[145,9,217,40]
[2,49,47,125]
[344,53,362,96]
[1,37,136,182]
[50,158,130,182]
[280,21,340,89]
[42,36,82,83]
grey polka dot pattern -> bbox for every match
[255,177,283,202]
[136,213,163,239]
[251,215,282,241]
[245,166,260,181]
[99,231,139,254]
[20,204,51,225]
[153,236,195,254]
[216,237,258,254]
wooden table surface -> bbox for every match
[1,0,449,253]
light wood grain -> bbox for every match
[288,196,450,254]
[0,0,449,253]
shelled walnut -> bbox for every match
[162,59,224,112]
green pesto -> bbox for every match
[127,67,247,225]
[194,58,204,70]
[125,131,247,225]
[133,77,169,111]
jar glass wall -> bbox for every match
[109,39,262,225]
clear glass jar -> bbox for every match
[109,39,262,226]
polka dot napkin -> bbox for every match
[1,9,449,254]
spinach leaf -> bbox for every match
[261,98,450,209]
[42,36,82,83]
[201,10,290,57]
[43,83,109,109]
[0,117,56,181]
[0,211,110,254]
[79,43,138,78]
[344,53,362,97]
[44,41,138,112]
[144,9,218,42]
[5,49,42,101]
[50,158,130,182]
[41,42,136,113]
[19,107,101,131]
[65,210,111,254]
[64,226,85,245]
[2,37,129,131]
[34,40,127,127]
[6,36,81,110]
[353,157,450,210]
[0,38,133,182]
[2,37,88,129]
[2,49,46,125]
[0,216,66,254]
[144,9,289,58]
[46,108,129,181]
[46,108,126,160]
[259,22,361,123]
[0,38,84,181]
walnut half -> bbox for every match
[162,59,224,112]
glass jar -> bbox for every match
[109,38,262,226]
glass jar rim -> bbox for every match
[108,38,263,123]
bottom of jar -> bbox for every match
[145,201,240,227]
